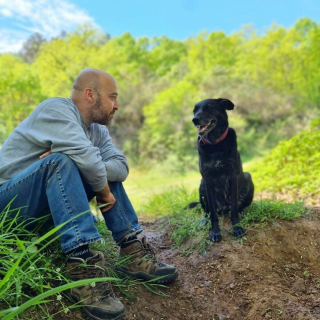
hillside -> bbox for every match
[249,117,320,205]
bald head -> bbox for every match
[72,68,114,96]
[71,68,119,125]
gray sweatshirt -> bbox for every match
[0,97,128,191]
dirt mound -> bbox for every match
[20,208,320,320]
[120,208,320,320]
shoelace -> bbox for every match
[87,265,113,298]
[142,243,158,264]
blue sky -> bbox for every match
[0,0,319,53]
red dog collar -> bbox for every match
[200,127,229,145]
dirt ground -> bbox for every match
[24,207,320,320]
[118,206,320,320]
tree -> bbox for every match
[19,32,47,64]
[0,54,44,143]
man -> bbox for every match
[0,68,178,320]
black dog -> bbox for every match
[192,98,254,242]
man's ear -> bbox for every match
[217,98,234,110]
[84,88,95,103]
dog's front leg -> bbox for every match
[230,176,246,238]
[205,179,222,242]
[199,179,210,228]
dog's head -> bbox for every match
[192,98,234,139]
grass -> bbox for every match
[0,202,171,319]
[0,211,67,318]
[240,199,307,227]
[138,187,308,256]
[0,203,123,320]
[123,168,201,211]
[137,186,213,255]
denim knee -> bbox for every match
[45,153,76,167]
[44,153,79,173]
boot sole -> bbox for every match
[83,307,126,320]
[115,268,178,284]
[70,292,126,320]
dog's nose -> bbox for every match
[192,117,200,125]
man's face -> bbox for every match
[90,77,118,125]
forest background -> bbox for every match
[0,18,319,208]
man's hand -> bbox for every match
[39,150,115,212]
[39,150,52,159]
[96,184,116,213]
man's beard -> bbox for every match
[90,96,114,125]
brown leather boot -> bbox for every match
[67,251,125,320]
[116,237,178,284]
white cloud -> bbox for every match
[0,0,98,53]
[0,29,27,52]
[0,8,13,17]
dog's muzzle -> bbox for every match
[192,117,217,136]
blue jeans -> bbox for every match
[0,153,142,252]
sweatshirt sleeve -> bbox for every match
[95,125,129,182]
[26,100,108,192]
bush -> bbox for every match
[248,117,320,202]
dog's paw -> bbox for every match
[199,217,210,228]
[233,226,246,238]
[209,231,222,242]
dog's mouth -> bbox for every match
[196,119,217,136]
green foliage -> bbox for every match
[0,55,44,142]
[185,31,241,73]
[1,18,320,180]
[34,24,108,98]
[235,18,320,106]
[139,79,198,163]
[148,36,187,76]
[248,117,320,202]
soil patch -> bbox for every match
[120,207,320,320]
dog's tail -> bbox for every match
[185,202,201,209]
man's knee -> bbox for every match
[44,153,77,170]
[41,153,81,181]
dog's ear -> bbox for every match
[217,98,234,110]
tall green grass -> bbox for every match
[0,204,118,319]
[0,202,171,319]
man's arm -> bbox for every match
[95,125,129,182]
[27,100,108,192]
